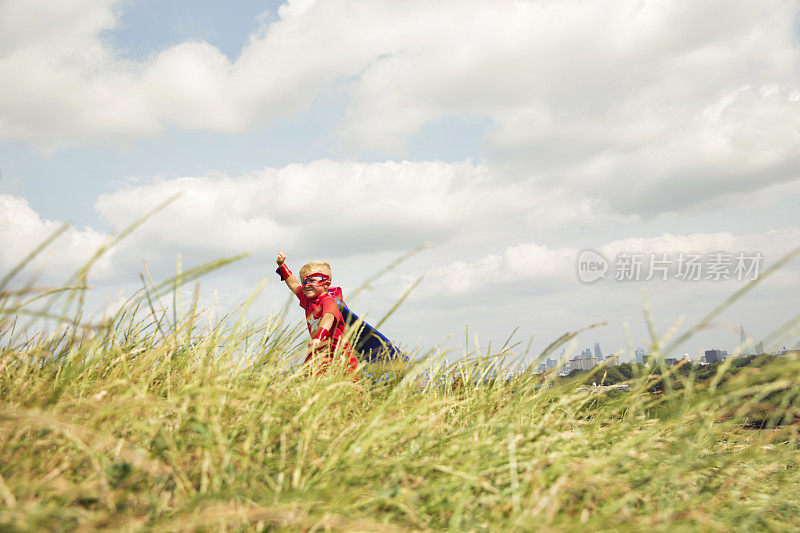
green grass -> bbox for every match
[1,235,799,531]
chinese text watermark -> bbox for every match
[576,249,763,284]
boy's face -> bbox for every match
[301,274,330,298]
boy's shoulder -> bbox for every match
[318,291,338,305]
[319,292,344,314]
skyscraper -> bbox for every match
[594,341,604,361]
[740,324,751,354]
[635,348,646,364]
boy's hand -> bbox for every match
[275,252,298,289]
[307,338,331,352]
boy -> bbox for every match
[275,252,359,375]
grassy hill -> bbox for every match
[1,237,799,530]
[1,296,798,531]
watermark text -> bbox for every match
[576,250,763,284]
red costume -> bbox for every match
[295,287,358,375]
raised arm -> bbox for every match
[276,252,301,294]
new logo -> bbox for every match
[576,249,608,284]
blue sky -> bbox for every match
[1,0,799,362]
[106,0,283,61]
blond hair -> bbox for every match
[299,261,332,280]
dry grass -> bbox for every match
[1,231,799,531]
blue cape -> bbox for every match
[332,297,405,363]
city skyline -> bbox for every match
[554,332,776,370]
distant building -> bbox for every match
[705,349,726,363]
[605,354,620,366]
[568,356,598,372]
[739,324,751,354]
[594,341,604,362]
[546,358,557,370]
[665,358,679,366]
[635,348,646,364]
[755,341,764,354]
[537,363,547,374]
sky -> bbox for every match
[1,0,799,364]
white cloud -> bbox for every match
[345,1,799,139]
[340,1,800,212]
[141,42,240,132]
[600,228,800,258]
[0,0,407,148]
[94,159,601,261]
[1,0,798,214]
[0,194,111,281]
[416,228,800,297]
[369,225,799,358]
[0,0,155,145]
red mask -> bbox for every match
[301,273,330,286]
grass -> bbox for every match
[1,234,799,531]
